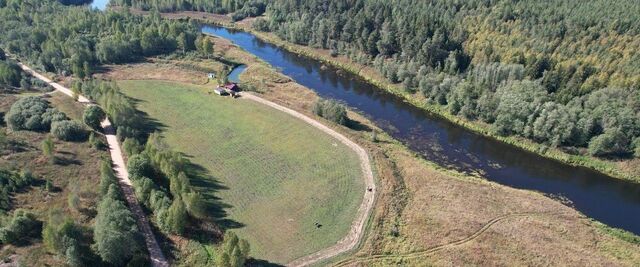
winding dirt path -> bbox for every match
[241,93,376,267]
[332,211,565,266]
[16,62,169,267]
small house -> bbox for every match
[223,83,238,92]
[208,73,216,79]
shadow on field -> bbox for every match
[247,258,285,267]
[127,97,167,138]
[182,157,245,230]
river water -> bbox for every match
[202,25,640,235]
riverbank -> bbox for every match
[148,11,639,184]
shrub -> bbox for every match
[588,129,630,156]
[51,120,88,141]
[0,210,41,245]
[0,60,22,87]
[122,138,142,156]
[5,96,67,131]
[82,106,106,130]
[313,99,348,126]
[633,137,640,158]
[127,154,153,179]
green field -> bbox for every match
[118,80,364,263]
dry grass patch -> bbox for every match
[0,93,106,266]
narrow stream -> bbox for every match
[202,25,640,235]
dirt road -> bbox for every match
[16,62,169,267]
[241,93,376,267]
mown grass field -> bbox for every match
[117,80,364,263]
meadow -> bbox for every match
[117,80,365,263]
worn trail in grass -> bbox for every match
[118,80,364,263]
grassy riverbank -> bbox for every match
[184,16,639,184]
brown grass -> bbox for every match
[0,93,106,266]
[96,59,215,85]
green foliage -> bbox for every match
[588,129,631,157]
[313,99,348,126]
[633,137,640,158]
[99,159,118,197]
[94,185,142,266]
[122,137,143,157]
[0,168,35,210]
[0,0,200,75]
[113,0,264,14]
[42,135,55,160]
[0,209,41,245]
[50,120,88,141]
[216,232,250,267]
[82,106,105,130]
[0,60,21,87]
[5,96,67,131]
[127,153,153,179]
[42,209,83,266]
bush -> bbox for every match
[122,138,142,156]
[127,154,153,178]
[82,106,106,130]
[0,210,41,245]
[51,120,88,141]
[588,129,630,157]
[313,99,348,126]
[5,96,67,131]
[0,60,22,87]
[633,137,640,158]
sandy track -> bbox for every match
[16,62,169,267]
[241,93,376,267]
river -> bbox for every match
[202,25,640,235]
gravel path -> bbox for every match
[17,62,170,267]
[241,93,376,267]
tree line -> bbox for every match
[0,0,200,79]
[119,0,640,158]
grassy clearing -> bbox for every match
[0,93,106,266]
[117,80,364,263]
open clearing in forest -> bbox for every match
[118,80,365,263]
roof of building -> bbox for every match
[224,83,238,90]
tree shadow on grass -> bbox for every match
[127,97,167,139]
[247,259,286,267]
[181,159,245,230]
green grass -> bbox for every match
[118,80,364,263]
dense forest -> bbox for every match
[118,0,640,158]
[111,0,266,21]
[0,0,201,79]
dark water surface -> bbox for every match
[201,25,640,235]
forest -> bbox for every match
[117,0,640,158]
[0,0,200,79]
